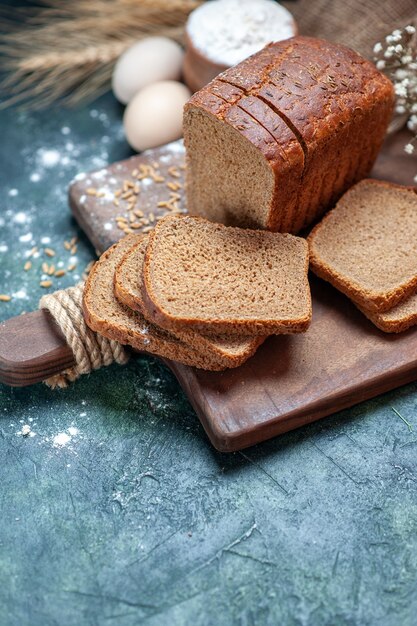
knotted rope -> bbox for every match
[39,283,129,389]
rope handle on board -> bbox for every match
[39,284,129,388]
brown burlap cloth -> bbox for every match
[282,0,417,58]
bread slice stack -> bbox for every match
[83,215,312,370]
[308,180,417,333]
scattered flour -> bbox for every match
[8,189,18,197]
[53,433,71,447]
[92,168,108,181]
[12,289,28,300]
[30,172,41,182]
[17,424,35,438]
[53,427,79,448]
[13,212,28,224]
[38,148,61,168]
[19,232,33,243]
[0,244,8,253]
[61,126,71,135]
[24,248,40,259]
[91,155,108,168]
[165,140,184,153]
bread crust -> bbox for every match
[357,297,417,333]
[184,36,395,234]
[142,215,312,336]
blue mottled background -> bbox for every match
[1,90,417,626]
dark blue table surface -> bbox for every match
[1,94,417,626]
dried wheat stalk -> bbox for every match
[0,0,203,109]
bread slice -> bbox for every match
[308,180,417,313]
[142,215,312,336]
[357,293,417,334]
[83,234,230,371]
[114,235,265,367]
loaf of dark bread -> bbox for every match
[183,36,394,233]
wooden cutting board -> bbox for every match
[1,130,416,451]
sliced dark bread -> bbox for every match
[142,215,312,336]
[114,236,265,366]
[83,234,230,371]
[357,293,417,333]
[184,37,394,233]
[308,180,417,313]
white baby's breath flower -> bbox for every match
[387,32,402,44]
[395,83,408,97]
[408,119,417,132]
[395,69,408,80]
[374,25,417,175]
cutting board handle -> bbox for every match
[0,310,75,387]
